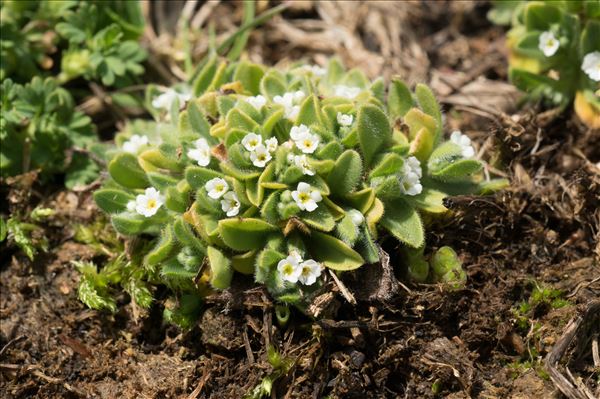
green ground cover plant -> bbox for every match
[89,57,505,326]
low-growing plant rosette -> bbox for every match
[93,58,505,323]
[489,0,600,128]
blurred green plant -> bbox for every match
[0,77,103,187]
[1,0,146,86]
[88,56,505,326]
[0,206,53,260]
[489,0,600,128]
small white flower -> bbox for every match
[539,31,559,57]
[265,137,278,153]
[337,112,353,126]
[220,191,240,217]
[298,259,322,285]
[399,172,423,196]
[242,133,262,152]
[293,155,315,176]
[296,133,320,154]
[274,92,304,120]
[245,95,267,110]
[290,124,311,141]
[205,178,229,199]
[135,187,164,217]
[122,134,148,154]
[250,144,272,168]
[282,140,294,150]
[582,51,600,81]
[187,138,211,166]
[334,85,361,99]
[405,156,423,178]
[152,88,191,110]
[294,91,306,102]
[126,200,136,212]
[292,182,322,212]
[348,209,364,226]
[277,254,303,283]
[398,156,423,196]
[450,131,475,158]
[302,65,326,76]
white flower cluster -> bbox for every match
[188,138,211,166]
[241,133,278,168]
[582,51,600,82]
[152,88,192,111]
[450,131,475,158]
[245,94,267,110]
[537,31,599,82]
[122,134,149,154]
[273,91,305,120]
[336,112,353,126]
[334,85,361,99]
[277,251,322,285]
[398,156,423,196]
[128,187,165,217]
[204,178,240,217]
[300,65,326,77]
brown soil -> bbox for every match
[1,2,599,398]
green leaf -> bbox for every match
[207,246,233,289]
[147,172,179,191]
[581,20,600,54]
[326,150,363,196]
[260,70,286,99]
[231,250,256,275]
[336,213,359,246]
[380,199,424,248]
[370,153,404,178]
[111,213,151,236]
[185,166,224,189]
[306,231,364,271]
[78,279,117,313]
[193,54,218,96]
[227,108,260,131]
[146,225,177,268]
[357,104,391,166]
[218,218,277,251]
[301,206,336,232]
[297,94,323,126]
[108,153,149,189]
[407,188,448,214]
[173,217,207,255]
[345,188,375,214]
[388,78,413,120]
[233,61,264,94]
[415,84,442,142]
[430,159,483,182]
[524,2,562,31]
[94,189,134,214]
[188,101,212,141]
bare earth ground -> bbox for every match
[1,2,599,398]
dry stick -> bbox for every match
[545,301,600,399]
[186,368,212,399]
[328,269,357,305]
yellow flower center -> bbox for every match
[258,154,266,161]
[303,139,312,148]
[216,184,224,192]
[147,199,157,209]
[283,263,293,275]
[302,266,310,276]
[298,192,310,203]
[250,139,258,146]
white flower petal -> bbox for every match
[205,178,229,199]
[582,51,600,81]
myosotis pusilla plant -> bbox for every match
[92,58,504,325]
